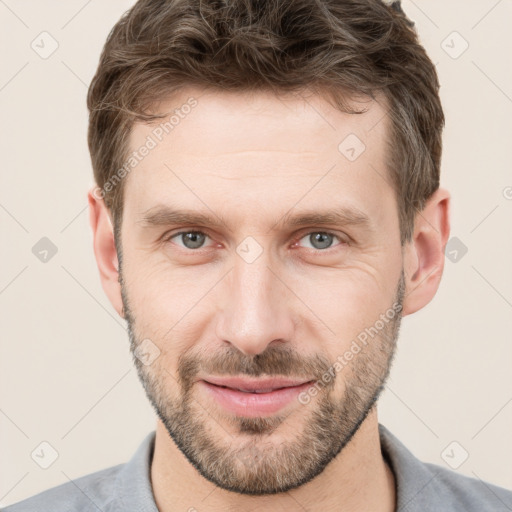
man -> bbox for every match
[4,0,511,510]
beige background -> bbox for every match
[1,0,511,507]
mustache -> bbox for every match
[177,344,333,388]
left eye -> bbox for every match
[297,232,344,251]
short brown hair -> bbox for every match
[87,0,444,244]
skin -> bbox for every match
[88,86,450,511]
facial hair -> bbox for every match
[120,267,405,495]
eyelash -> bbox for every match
[162,229,349,254]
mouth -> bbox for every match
[198,376,316,417]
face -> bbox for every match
[117,87,406,495]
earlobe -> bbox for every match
[87,187,124,318]
[401,187,451,316]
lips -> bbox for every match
[201,376,313,393]
[198,376,316,416]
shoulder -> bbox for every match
[2,431,157,512]
[379,424,512,511]
[1,463,123,512]
[419,461,512,511]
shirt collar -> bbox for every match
[379,423,445,511]
[113,430,159,512]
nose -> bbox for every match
[214,252,296,356]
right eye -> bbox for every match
[164,231,214,250]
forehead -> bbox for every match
[122,86,394,227]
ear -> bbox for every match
[87,186,124,318]
[401,187,451,316]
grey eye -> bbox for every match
[300,232,337,250]
[174,231,208,249]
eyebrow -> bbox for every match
[278,207,370,230]
[137,206,227,229]
[137,204,371,232]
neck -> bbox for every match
[150,408,396,512]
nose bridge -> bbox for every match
[215,247,294,356]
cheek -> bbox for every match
[291,263,398,344]
[123,256,217,347]
[124,253,202,314]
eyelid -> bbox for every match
[162,228,215,247]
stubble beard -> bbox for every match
[121,269,405,495]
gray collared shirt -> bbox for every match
[3,424,512,511]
